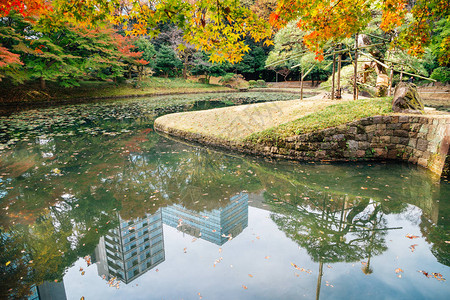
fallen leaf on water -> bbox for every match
[248,274,253,278]
[409,244,418,252]
[81,297,85,300]
[327,265,332,269]
[395,268,403,274]
[418,270,446,281]
[5,261,11,266]
[219,248,222,253]
[265,256,270,259]
[242,285,248,289]
[184,247,187,253]
[406,234,419,239]
[81,271,85,276]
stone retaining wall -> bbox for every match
[155,114,450,177]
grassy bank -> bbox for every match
[246,97,393,144]
[0,77,231,105]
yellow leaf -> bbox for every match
[5,261,11,266]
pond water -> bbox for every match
[0,93,449,300]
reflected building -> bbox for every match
[27,281,67,300]
[95,210,165,284]
[162,192,249,245]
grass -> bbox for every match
[246,97,393,144]
[0,77,231,104]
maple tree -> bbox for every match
[270,0,449,63]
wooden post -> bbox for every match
[399,66,403,82]
[300,68,304,100]
[337,48,342,99]
[276,71,278,83]
[331,52,336,100]
[353,33,359,100]
[388,65,393,96]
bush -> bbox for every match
[430,67,450,83]
[248,80,257,86]
[256,79,266,87]
[219,73,236,83]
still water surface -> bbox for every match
[0,93,449,299]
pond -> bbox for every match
[0,92,449,299]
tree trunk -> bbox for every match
[183,55,188,80]
[392,82,424,113]
[337,53,342,98]
[353,33,359,100]
[331,53,336,100]
[40,77,46,89]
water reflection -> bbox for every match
[162,193,248,246]
[0,96,449,299]
[95,212,165,284]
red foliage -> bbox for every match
[0,0,51,18]
[0,46,23,68]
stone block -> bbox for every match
[402,123,411,130]
[380,136,391,143]
[356,134,368,141]
[387,123,402,130]
[399,115,409,123]
[375,130,385,136]
[391,136,401,144]
[347,140,359,151]
[410,123,421,132]
[373,116,383,124]
[418,158,428,167]
[408,139,417,147]
[332,134,345,141]
[356,150,366,157]
[387,149,398,159]
[321,142,332,150]
[391,116,399,123]
[377,124,387,130]
[408,156,418,164]
[316,150,327,159]
[382,116,392,123]
[417,132,427,139]
[365,125,377,133]
[374,148,387,157]
[348,127,358,135]
[360,118,373,125]
[358,141,370,149]
[393,130,409,137]
[416,139,428,152]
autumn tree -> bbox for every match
[270,0,449,63]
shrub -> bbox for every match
[219,73,236,83]
[430,67,450,83]
[248,80,257,86]
[256,79,266,87]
